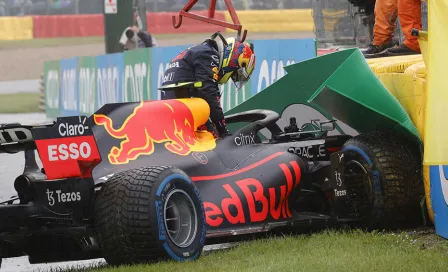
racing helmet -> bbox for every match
[217,37,256,90]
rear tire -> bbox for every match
[341,131,423,229]
[94,166,206,266]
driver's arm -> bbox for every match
[192,52,228,135]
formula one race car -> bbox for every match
[0,97,423,267]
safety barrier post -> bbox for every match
[39,73,45,112]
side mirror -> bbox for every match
[320,121,336,132]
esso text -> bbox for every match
[48,142,92,161]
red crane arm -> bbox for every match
[172,0,248,42]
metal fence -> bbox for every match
[313,0,428,48]
[0,0,429,50]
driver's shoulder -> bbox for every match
[190,43,219,58]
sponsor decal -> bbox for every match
[330,151,347,198]
[288,144,326,159]
[58,116,89,137]
[155,200,166,240]
[213,73,219,81]
[0,127,33,145]
[212,67,219,74]
[163,72,175,83]
[334,189,346,197]
[94,100,216,164]
[192,152,208,164]
[48,142,92,161]
[234,133,255,146]
[167,62,180,69]
[46,189,81,206]
[33,116,101,180]
[200,160,301,227]
[36,136,100,179]
[212,55,219,63]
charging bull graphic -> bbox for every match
[94,99,217,165]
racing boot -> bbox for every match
[386,44,420,56]
[198,120,220,139]
[362,41,396,58]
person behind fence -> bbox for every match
[119,25,157,50]
[363,0,422,57]
[158,32,256,138]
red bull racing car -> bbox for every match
[0,97,423,267]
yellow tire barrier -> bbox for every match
[321,8,350,32]
[367,55,434,223]
[225,9,314,33]
[0,16,33,41]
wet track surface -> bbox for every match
[0,113,232,271]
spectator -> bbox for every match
[119,25,156,51]
[363,0,422,57]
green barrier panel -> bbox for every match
[43,60,61,118]
[123,48,152,102]
[226,48,421,145]
[78,56,97,116]
[221,78,253,113]
[303,48,421,144]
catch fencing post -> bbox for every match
[39,73,45,112]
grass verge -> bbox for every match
[53,229,448,272]
[0,92,41,113]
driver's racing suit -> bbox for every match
[160,39,229,136]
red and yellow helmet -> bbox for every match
[218,37,256,90]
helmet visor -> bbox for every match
[231,67,251,92]
[230,49,255,92]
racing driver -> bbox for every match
[159,32,256,138]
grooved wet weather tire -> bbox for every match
[94,166,206,266]
[341,131,423,229]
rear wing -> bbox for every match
[2,116,101,180]
[0,123,50,154]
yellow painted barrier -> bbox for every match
[225,9,314,33]
[0,16,33,41]
[321,8,349,32]
[367,55,433,223]
[424,0,448,166]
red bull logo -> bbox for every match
[94,98,217,165]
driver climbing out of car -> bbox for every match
[159,32,256,138]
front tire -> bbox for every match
[341,131,423,229]
[95,166,206,266]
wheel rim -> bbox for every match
[163,189,198,248]
[344,159,373,215]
